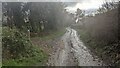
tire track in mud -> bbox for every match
[47,27,106,66]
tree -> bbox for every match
[97,1,119,14]
[3,2,72,35]
[2,2,25,30]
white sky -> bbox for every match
[66,0,119,13]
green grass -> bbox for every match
[3,45,48,66]
[2,27,48,66]
[2,27,66,66]
[32,29,66,41]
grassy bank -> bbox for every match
[2,27,66,66]
[3,46,48,66]
[74,27,120,67]
[2,27,48,66]
[73,8,119,67]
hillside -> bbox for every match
[75,8,119,66]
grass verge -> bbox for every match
[32,28,66,41]
[2,27,66,66]
[74,27,120,67]
[2,45,48,66]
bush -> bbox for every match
[2,27,34,59]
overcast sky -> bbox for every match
[65,0,119,13]
[2,0,119,2]
[1,0,119,13]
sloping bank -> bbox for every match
[2,27,65,66]
[73,9,119,67]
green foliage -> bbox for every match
[2,27,48,66]
[3,46,48,66]
[29,2,67,33]
[3,2,72,33]
[2,27,36,59]
[2,2,73,66]
[2,2,24,29]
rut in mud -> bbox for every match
[47,27,106,66]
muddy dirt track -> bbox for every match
[47,27,106,66]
